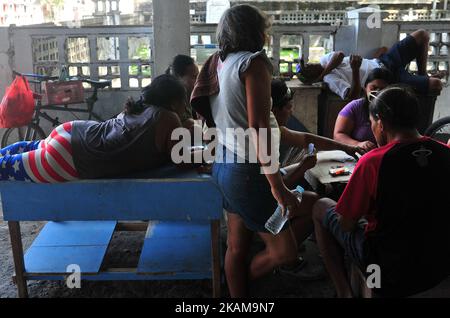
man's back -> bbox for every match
[366,137,450,297]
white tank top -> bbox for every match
[210,50,280,163]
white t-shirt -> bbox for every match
[320,52,381,100]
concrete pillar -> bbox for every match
[152,0,191,76]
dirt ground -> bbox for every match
[1,217,449,298]
[0,216,336,298]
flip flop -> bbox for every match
[277,256,328,281]
[276,256,307,275]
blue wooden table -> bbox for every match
[0,166,223,298]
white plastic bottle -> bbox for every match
[265,186,305,235]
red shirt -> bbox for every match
[335,137,448,234]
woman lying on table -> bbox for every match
[0,74,189,183]
[271,79,365,189]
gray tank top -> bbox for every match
[71,106,169,179]
[210,50,280,161]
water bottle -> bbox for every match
[265,186,305,235]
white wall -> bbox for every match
[435,86,450,120]
[0,27,11,98]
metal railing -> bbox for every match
[191,23,337,76]
[9,25,154,91]
[5,20,450,92]
[190,9,450,25]
[390,21,450,79]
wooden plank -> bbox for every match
[0,179,222,222]
[32,221,117,247]
[24,221,116,274]
[24,246,109,274]
[210,220,221,298]
[25,272,213,281]
[8,222,28,298]
[122,165,207,179]
[137,222,212,275]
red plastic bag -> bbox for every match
[0,76,35,128]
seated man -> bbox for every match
[297,29,443,100]
[312,85,450,297]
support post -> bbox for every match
[152,0,191,76]
[8,221,28,298]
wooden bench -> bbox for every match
[0,167,223,298]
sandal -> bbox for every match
[276,256,307,275]
[278,256,327,281]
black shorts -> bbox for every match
[379,34,429,94]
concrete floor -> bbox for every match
[1,218,449,298]
[0,219,335,298]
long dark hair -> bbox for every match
[124,74,186,115]
[216,4,270,60]
[369,85,420,130]
[362,67,393,116]
[165,55,195,78]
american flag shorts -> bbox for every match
[0,122,79,183]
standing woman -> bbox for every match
[211,5,318,297]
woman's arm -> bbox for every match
[282,156,317,189]
[156,111,205,167]
[281,126,363,157]
[243,57,301,215]
[318,51,345,81]
[334,115,376,153]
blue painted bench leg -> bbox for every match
[8,221,29,298]
[211,220,221,298]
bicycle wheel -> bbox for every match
[1,123,46,148]
[425,116,450,144]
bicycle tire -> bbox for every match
[1,123,46,148]
[424,116,450,144]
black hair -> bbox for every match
[271,79,293,109]
[297,63,323,84]
[216,4,270,60]
[361,67,394,117]
[124,74,186,115]
[369,85,420,130]
[364,67,393,87]
[165,55,195,78]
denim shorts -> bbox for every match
[323,206,367,270]
[212,148,280,233]
[379,34,429,94]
